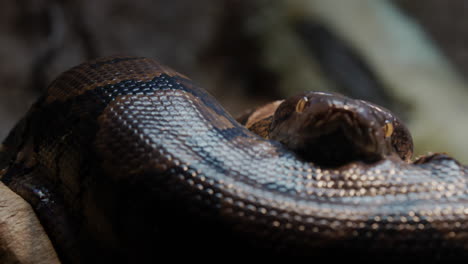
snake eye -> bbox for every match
[295,97,308,113]
[383,120,394,138]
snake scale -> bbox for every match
[1,56,468,262]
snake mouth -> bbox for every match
[270,92,392,167]
[294,110,385,167]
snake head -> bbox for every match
[268,92,413,167]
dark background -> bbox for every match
[1,0,468,162]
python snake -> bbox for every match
[1,56,468,262]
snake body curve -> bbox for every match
[1,56,468,262]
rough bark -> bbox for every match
[0,182,60,264]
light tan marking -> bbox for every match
[245,100,283,129]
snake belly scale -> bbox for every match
[1,56,468,262]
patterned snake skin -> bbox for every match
[1,56,468,262]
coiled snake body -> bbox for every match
[1,56,468,262]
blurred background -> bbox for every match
[1,0,468,162]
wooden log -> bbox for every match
[0,182,60,264]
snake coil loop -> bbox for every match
[1,56,467,262]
